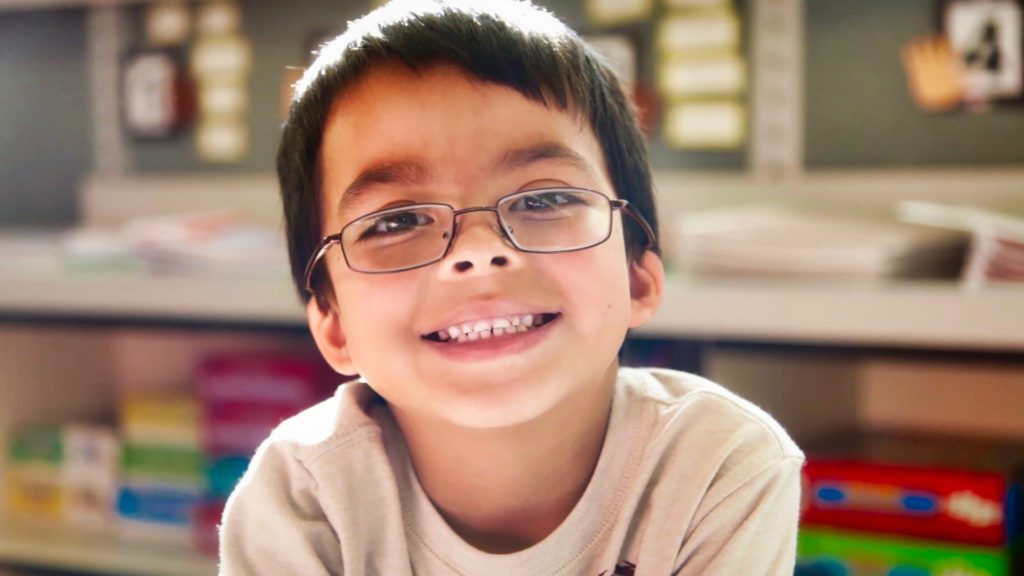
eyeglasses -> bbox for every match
[303,187,655,294]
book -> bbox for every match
[801,431,1024,547]
[797,527,1010,576]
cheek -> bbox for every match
[550,250,632,317]
[335,278,420,377]
[335,275,418,338]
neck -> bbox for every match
[392,366,617,553]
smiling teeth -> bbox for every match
[433,314,543,343]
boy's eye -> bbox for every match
[508,190,585,213]
[357,210,436,241]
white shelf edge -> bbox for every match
[1,271,306,327]
[2,269,1023,350]
[640,277,1024,351]
[0,514,216,576]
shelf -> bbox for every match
[1,269,303,328]
[646,277,1024,351]
[0,515,216,576]
[2,267,1023,350]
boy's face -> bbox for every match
[308,64,663,429]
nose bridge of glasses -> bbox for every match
[452,205,506,234]
[448,205,513,250]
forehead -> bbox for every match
[318,64,610,216]
[328,61,582,129]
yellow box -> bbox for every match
[6,466,65,521]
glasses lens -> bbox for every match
[341,205,452,271]
[498,189,611,252]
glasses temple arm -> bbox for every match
[613,200,657,251]
[303,236,340,295]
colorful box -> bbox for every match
[196,352,337,457]
[205,454,249,499]
[5,423,119,528]
[120,393,200,446]
[120,441,205,486]
[63,424,120,529]
[6,467,64,521]
[192,499,225,557]
[116,481,202,544]
[195,352,336,406]
[797,527,1009,576]
[802,432,1024,548]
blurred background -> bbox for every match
[1,0,1023,574]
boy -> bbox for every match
[219,1,804,574]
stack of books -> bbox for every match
[116,393,205,545]
[192,352,337,554]
[674,204,969,280]
[120,211,289,278]
[900,201,1024,287]
[5,423,119,530]
[797,431,1024,576]
[4,353,338,556]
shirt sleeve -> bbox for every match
[218,439,343,576]
[673,455,804,576]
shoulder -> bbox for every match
[219,385,371,574]
[223,379,399,520]
[600,371,803,573]
[257,380,388,472]
[617,367,803,475]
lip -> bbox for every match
[421,313,561,362]
[418,302,562,339]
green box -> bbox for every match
[8,424,63,466]
[120,442,205,483]
[798,527,1009,576]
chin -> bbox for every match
[434,376,571,430]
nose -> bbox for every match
[439,209,521,277]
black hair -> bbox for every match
[279,0,659,309]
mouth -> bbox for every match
[422,312,561,344]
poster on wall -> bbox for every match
[191,1,252,163]
[655,3,747,150]
[122,50,195,140]
[945,0,1023,103]
[584,0,653,27]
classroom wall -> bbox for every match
[121,0,749,176]
[0,8,91,227]
[2,0,1023,228]
[805,0,1024,167]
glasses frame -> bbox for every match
[303,187,656,295]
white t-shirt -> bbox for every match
[219,367,804,575]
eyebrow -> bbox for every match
[337,159,429,215]
[497,141,599,179]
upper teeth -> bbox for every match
[436,314,538,342]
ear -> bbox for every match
[306,298,358,376]
[627,250,664,329]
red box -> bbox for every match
[192,500,225,557]
[801,432,1024,548]
[195,352,340,456]
[196,352,337,405]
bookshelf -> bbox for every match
[1,168,1023,573]
[4,0,1023,570]
[0,514,216,576]
[648,276,1024,352]
[2,268,1023,351]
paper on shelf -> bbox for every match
[55,210,289,279]
[675,204,969,279]
[900,201,1024,287]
